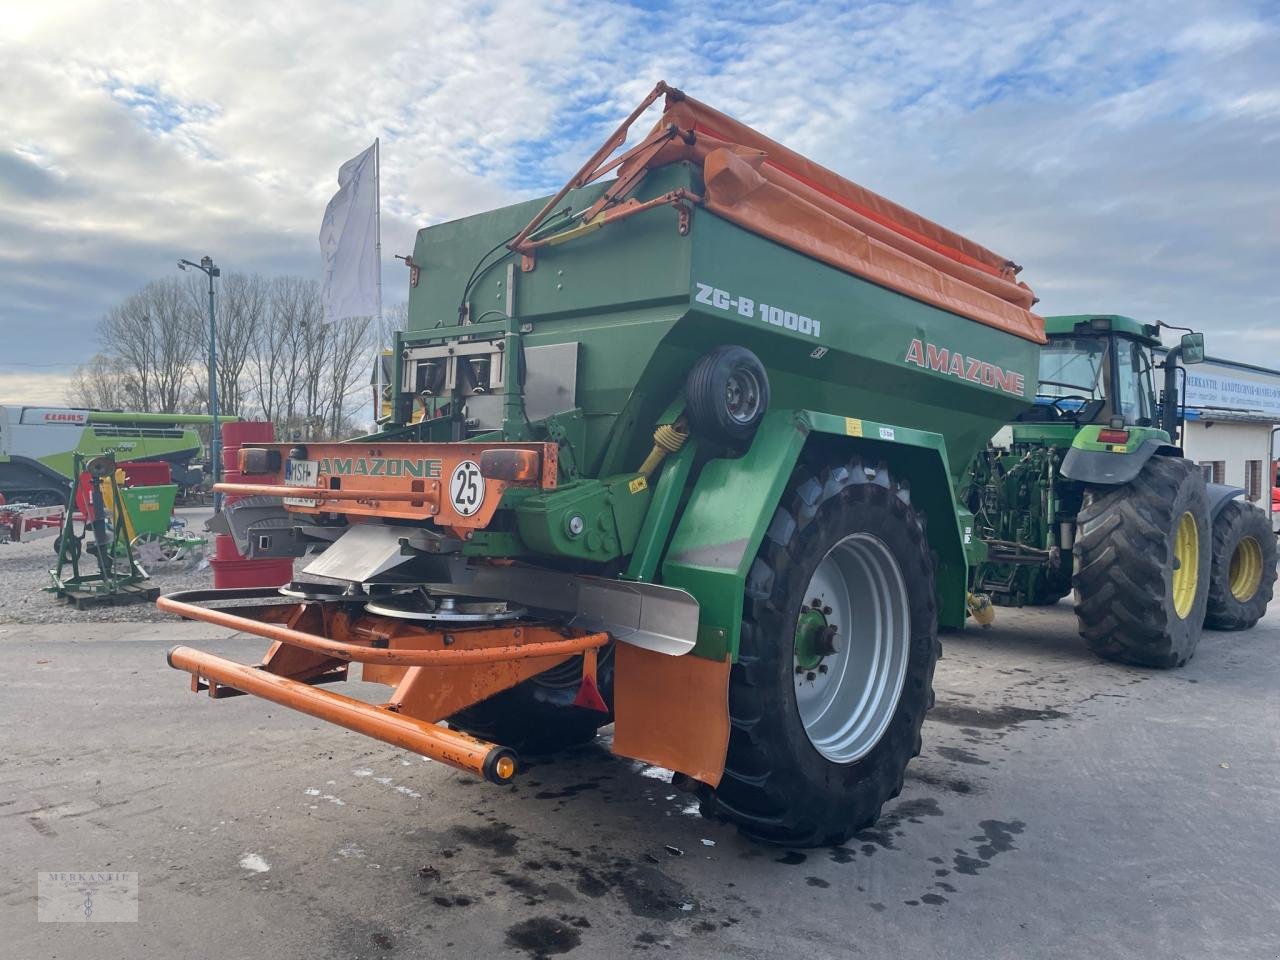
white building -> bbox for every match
[1157,350,1280,528]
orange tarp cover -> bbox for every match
[623,93,1045,344]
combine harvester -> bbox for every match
[0,406,223,505]
[160,84,1263,845]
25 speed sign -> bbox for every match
[449,460,485,516]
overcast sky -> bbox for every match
[2,0,1277,405]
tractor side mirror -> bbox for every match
[1180,332,1205,364]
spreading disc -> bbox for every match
[278,581,415,602]
[364,594,527,622]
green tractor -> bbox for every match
[966,314,1277,666]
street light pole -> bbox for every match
[178,256,222,509]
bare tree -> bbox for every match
[77,272,380,438]
[195,271,265,417]
[66,353,130,409]
[322,317,374,437]
[95,279,200,412]
[378,299,409,346]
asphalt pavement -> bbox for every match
[2,600,1276,959]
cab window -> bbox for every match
[1037,337,1108,400]
[1113,338,1155,425]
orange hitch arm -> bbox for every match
[166,645,519,783]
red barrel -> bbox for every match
[211,421,293,589]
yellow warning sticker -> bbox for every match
[628,476,648,495]
[845,417,864,437]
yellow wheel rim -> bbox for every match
[1228,536,1264,602]
[1172,511,1199,619]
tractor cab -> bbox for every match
[1017,315,1204,445]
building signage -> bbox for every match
[1182,363,1280,420]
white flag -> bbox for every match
[319,142,378,322]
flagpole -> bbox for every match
[374,137,382,324]
[373,137,384,424]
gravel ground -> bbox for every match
[0,507,256,624]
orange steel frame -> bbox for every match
[214,440,558,531]
[161,590,607,784]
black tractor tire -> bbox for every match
[1204,500,1276,631]
[698,458,938,847]
[448,650,615,755]
[1073,456,1211,668]
[1023,567,1071,606]
[685,345,770,446]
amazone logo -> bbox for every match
[318,457,442,478]
[903,339,1026,397]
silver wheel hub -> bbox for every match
[724,368,762,424]
[793,532,910,764]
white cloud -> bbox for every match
[0,370,73,406]
[1,0,1278,391]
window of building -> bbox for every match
[1245,460,1263,501]
[1199,461,1225,484]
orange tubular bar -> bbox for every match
[213,482,435,503]
[154,595,608,666]
[166,645,518,783]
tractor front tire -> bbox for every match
[1074,456,1210,668]
[1204,500,1276,630]
[699,458,938,847]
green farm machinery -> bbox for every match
[965,315,1276,666]
[159,83,1269,846]
[49,454,159,609]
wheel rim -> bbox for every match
[724,368,762,425]
[1228,535,1263,602]
[1172,511,1199,619]
[132,533,180,563]
[793,532,910,764]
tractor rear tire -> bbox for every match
[698,458,938,847]
[448,652,615,755]
[1073,456,1210,668]
[1204,500,1276,631]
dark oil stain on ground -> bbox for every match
[451,820,519,856]
[907,769,977,794]
[805,876,830,888]
[851,795,945,855]
[891,798,943,822]
[929,702,1067,730]
[530,854,698,921]
[505,915,582,958]
[936,746,991,766]
[493,869,576,907]
[616,864,697,920]
[533,782,602,801]
[370,932,394,951]
[633,931,662,951]
[952,819,1026,876]
[972,819,1024,859]
[775,851,806,865]
[430,894,474,908]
